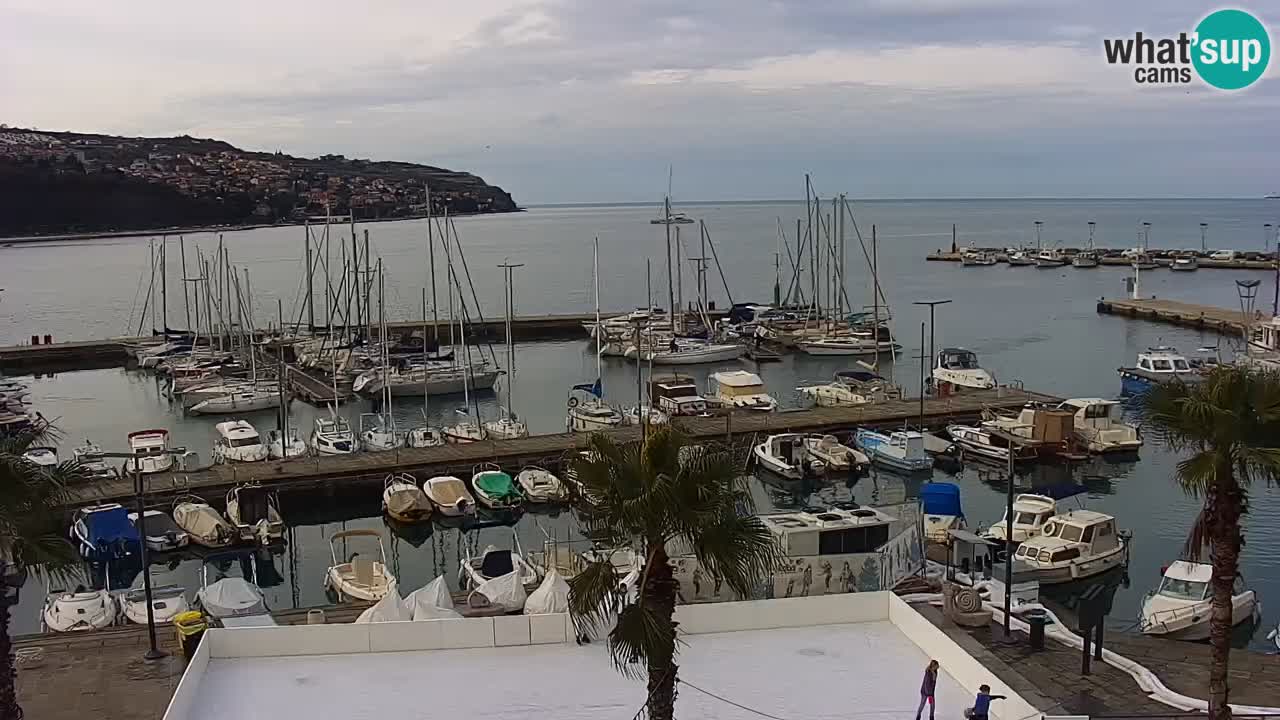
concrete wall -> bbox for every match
[888,594,1040,720]
[161,634,211,720]
[677,591,888,634]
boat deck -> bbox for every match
[62,387,1058,509]
[1096,297,1254,336]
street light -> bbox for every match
[85,446,188,661]
[912,300,952,394]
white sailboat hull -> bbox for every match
[639,344,744,365]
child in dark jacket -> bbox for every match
[967,684,1006,720]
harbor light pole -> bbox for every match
[1200,223,1208,253]
[912,300,952,394]
[86,446,189,661]
[1266,223,1274,252]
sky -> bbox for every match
[2,0,1278,203]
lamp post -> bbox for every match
[1200,223,1208,253]
[86,446,188,661]
[912,300,952,395]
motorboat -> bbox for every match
[622,404,670,427]
[932,348,996,391]
[460,532,541,591]
[1118,347,1201,395]
[1142,561,1258,640]
[383,473,432,523]
[423,475,476,516]
[1035,250,1068,268]
[267,427,309,459]
[515,466,569,503]
[359,412,404,451]
[196,553,268,618]
[325,529,397,602]
[128,509,189,552]
[796,335,895,357]
[1007,250,1036,266]
[961,251,998,266]
[42,588,118,632]
[801,434,869,475]
[567,396,624,432]
[630,338,744,365]
[126,429,174,474]
[406,424,446,448]
[188,384,282,415]
[118,568,190,625]
[212,420,269,464]
[22,446,57,468]
[1056,398,1142,454]
[797,370,893,408]
[177,379,254,409]
[753,433,825,480]
[1010,510,1129,584]
[1131,252,1160,271]
[471,464,523,510]
[72,439,118,480]
[921,482,965,543]
[946,425,1037,465]
[1071,251,1100,268]
[70,503,141,563]
[312,415,355,455]
[981,494,1056,545]
[483,414,529,441]
[1170,255,1199,272]
[708,370,777,412]
[172,495,237,548]
[854,429,933,473]
[225,483,284,545]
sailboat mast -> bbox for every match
[594,237,602,382]
[160,236,168,334]
[305,221,315,332]
[675,225,683,330]
[444,209,455,353]
[664,196,675,324]
[872,224,880,373]
[421,289,430,417]
[497,261,523,417]
[179,236,192,330]
[427,190,439,344]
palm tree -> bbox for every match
[0,425,85,720]
[566,427,780,720]
[1139,365,1280,720]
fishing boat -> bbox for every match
[1007,250,1036,266]
[1131,252,1159,271]
[188,384,282,415]
[1170,255,1199,272]
[359,412,404,451]
[753,433,824,480]
[128,510,189,552]
[1141,561,1258,640]
[225,483,284,546]
[325,529,397,602]
[423,475,476,516]
[1118,347,1201,395]
[70,503,141,563]
[961,251,998,266]
[932,348,996,391]
[920,482,965,543]
[1035,249,1068,268]
[515,466,569,503]
[1010,510,1130,584]
[1071,251,1099,268]
[708,370,777,412]
[196,553,268,619]
[1055,398,1142,454]
[981,494,1056,545]
[72,440,118,480]
[801,434,869,475]
[172,495,236,548]
[267,427,309,459]
[853,429,932,473]
[212,420,268,464]
[42,588,118,632]
[946,424,1037,464]
[383,473,432,523]
[471,464,523,510]
[126,429,174,474]
[311,415,355,455]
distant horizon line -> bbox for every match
[525,196,1277,208]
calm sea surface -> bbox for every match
[4,199,1280,646]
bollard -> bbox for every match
[30,335,39,345]
[43,334,52,344]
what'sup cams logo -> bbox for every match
[1104,8,1270,90]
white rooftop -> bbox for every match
[165,593,1037,720]
[711,370,764,387]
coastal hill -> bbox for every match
[0,127,519,237]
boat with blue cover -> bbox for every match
[920,482,965,543]
[70,503,141,563]
[1117,347,1201,395]
[853,429,932,473]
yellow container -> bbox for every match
[174,611,208,659]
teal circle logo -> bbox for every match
[1192,9,1270,90]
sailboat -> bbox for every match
[568,239,623,432]
[406,290,445,448]
[484,262,530,440]
[360,263,405,452]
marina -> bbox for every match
[928,249,1276,270]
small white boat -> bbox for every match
[567,398,624,432]
[471,464,523,510]
[188,384,282,415]
[753,433,824,480]
[982,493,1056,545]
[267,427,309,459]
[932,348,996,390]
[1007,250,1036,266]
[515,466,568,504]
[359,413,404,452]
[1071,251,1100,268]
[196,555,267,619]
[483,415,529,440]
[460,532,541,592]
[796,336,892,356]
[405,425,446,448]
[801,434,869,474]
[383,473,432,523]
[126,429,174,474]
[225,483,284,545]
[961,251,998,266]
[423,475,476,516]
[1011,510,1129,584]
[1131,252,1159,271]
[443,418,486,443]
[632,339,744,365]
[172,495,236,548]
[325,529,397,602]
[853,429,933,473]
[1141,561,1259,640]
[1170,256,1199,272]
[73,440,118,480]
[709,370,777,412]
[212,420,268,464]
[42,588,117,632]
[128,509,190,552]
[797,371,892,408]
[946,424,1035,464]
[22,446,58,467]
[1036,250,1068,268]
[1056,398,1142,454]
[312,415,355,455]
[118,568,190,625]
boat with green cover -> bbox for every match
[471,465,522,510]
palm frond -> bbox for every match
[567,559,627,637]
[690,514,782,599]
[608,602,678,680]
[1173,450,1224,498]
[1182,507,1209,562]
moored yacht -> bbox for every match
[1071,251,1099,268]
[126,429,174,474]
[981,493,1056,545]
[267,427,309,459]
[311,415,355,455]
[708,370,777,412]
[753,433,824,479]
[1118,347,1201,395]
[961,251,998,266]
[931,348,996,391]
[1141,561,1259,640]
[1009,510,1129,584]
[212,420,268,464]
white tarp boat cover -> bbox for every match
[524,570,570,615]
[174,503,231,544]
[475,570,527,612]
[355,589,411,624]
[406,576,462,620]
[199,578,266,618]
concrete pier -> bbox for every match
[1096,297,1254,336]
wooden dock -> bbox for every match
[927,250,1275,270]
[62,386,1057,509]
[285,364,352,404]
[1096,297,1255,336]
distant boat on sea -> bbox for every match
[1266,192,1280,199]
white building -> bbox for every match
[163,593,1049,720]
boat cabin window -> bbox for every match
[1050,548,1079,562]
[816,525,890,555]
[1150,359,1173,371]
[1081,526,1095,543]
[1059,524,1084,542]
[1014,511,1041,525]
[1083,403,1112,420]
[229,436,260,448]
[942,352,978,369]
[1172,358,1190,371]
[1158,577,1208,601]
[1138,358,1152,370]
[720,384,763,397]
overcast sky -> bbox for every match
[2,1,1277,203]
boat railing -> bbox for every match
[1140,601,1207,631]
